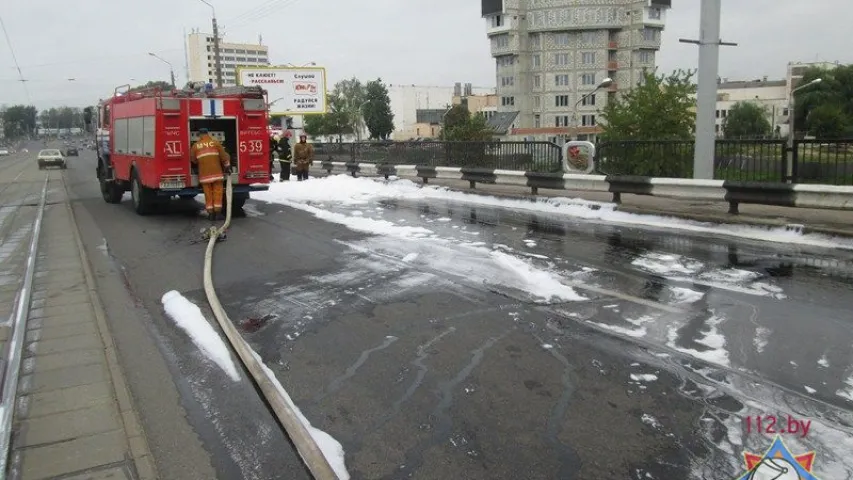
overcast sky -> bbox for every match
[1,0,848,109]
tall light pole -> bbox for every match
[148,53,176,88]
[680,0,737,179]
[198,0,222,87]
[786,77,822,182]
[571,77,612,141]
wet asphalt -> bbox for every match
[63,152,853,480]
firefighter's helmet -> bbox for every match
[283,130,293,138]
[273,135,281,142]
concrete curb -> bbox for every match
[63,181,159,479]
[317,161,853,214]
[308,166,853,239]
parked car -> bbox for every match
[0,148,9,156]
[65,147,79,156]
[37,149,66,169]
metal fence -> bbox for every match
[596,139,853,185]
[311,141,564,173]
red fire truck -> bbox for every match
[95,84,271,215]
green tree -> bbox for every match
[440,104,494,141]
[129,80,174,92]
[332,77,366,141]
[723,101,771,139]
[2,105,38,138]
[303,94,353,142]
[795,64,853,138]
[600,68,697,141]
[598,69,697,177]
[362,78,394,140]
[806,104,848,139]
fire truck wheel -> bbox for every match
[98,162,124,204]
[130,169,155,215]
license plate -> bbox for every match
[160,181,184,190]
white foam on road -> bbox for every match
[631,253,786,299]
[254,175,853,250]
[632,253,703,275]
[161,291,241,381]
[666,313,730,367]
[249,350,350,480]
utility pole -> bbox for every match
[212,16,223,87]
[679,0,736,179]
[198,0,222,87]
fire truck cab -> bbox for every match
[95,83,271,215]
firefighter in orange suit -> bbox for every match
[190,128,231,220]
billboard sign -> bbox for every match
[236,66,328,116]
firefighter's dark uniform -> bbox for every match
[190,131,231,219]
[269,136,278,181]
[278,137,292,181]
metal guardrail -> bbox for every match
[595,138,853,186]
[311,141,564,173]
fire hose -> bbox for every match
[202,177,340,479]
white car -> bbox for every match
[0,149,9,156]
[37,149,66,170]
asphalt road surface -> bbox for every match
[50,146,853,479]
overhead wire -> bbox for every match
[224,0,299,32]
[0,14,31,104]
[226,0,283,24]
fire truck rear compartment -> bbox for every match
[189,118,239,174]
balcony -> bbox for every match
[607,61,618,71]
[608,41,618,49]
[607,83,618,92]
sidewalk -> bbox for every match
[309,168,853,238]
[12,196,156,479]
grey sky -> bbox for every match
[1,0,849,109]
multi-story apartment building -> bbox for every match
[482,0,671,142]
[187,32,270,86]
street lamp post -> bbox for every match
[198,0,223,87]
[786,77,822,182]
[571,77,612,141]
[148,53,176,88]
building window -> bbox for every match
[529,33,541,48]
[581,52,595,65]
[501,96,515,106]
[532,54,540,67]
[581,31,597,44]
[555,115,570,127]
[648,7,661,19]
[533,75,541,88]
[533,96,541,108]
[581,115,596,126]
[223,48,234,54]
[581,94,596,106]
[555,95,569,107]
[495,35,510,48]
[554,53,570,66]
[497,56,515,67]
[492,15,503,27]
[501,76,514,87]
[554,33,570,46]
[642,28,657,41]
[236,57,246,62]
[555,74,569,86]
[581,73,596,85]
[639,51,653,63]
[534,114,541,128]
